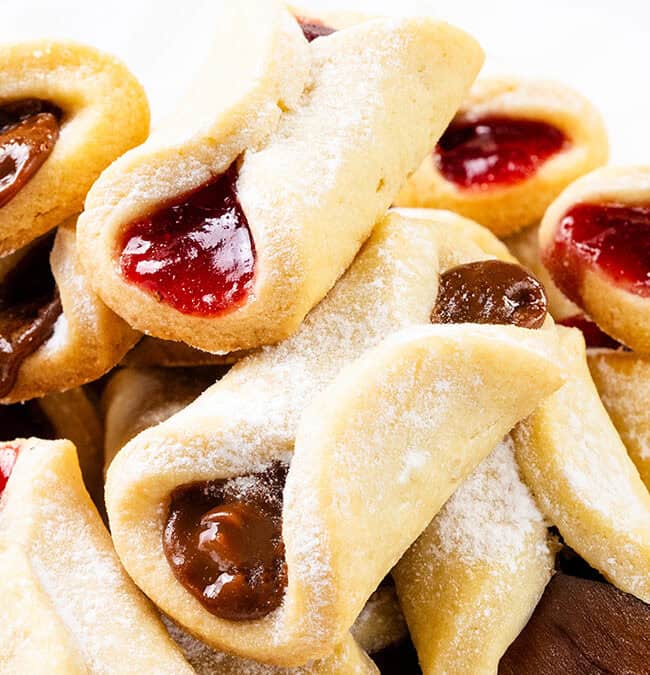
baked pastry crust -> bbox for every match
[120,336,247,368]
[394,437,553,675]
[165,619,378,675]
[0,40,149,255]
[386,213,556,673]
[349,582,407,656]
[102,366,221,471]
[105,210,562,665]
[588,350,650,490]
[513,326,650,603]
[395,77,609,237]
[78,1,483,354]
[539,165,650,352]
[102,365,374,673]
[0,438,192,673]
[1,217,139,403]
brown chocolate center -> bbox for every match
[0,99,61,208]
[163,462,288,621]
[0,232,62,398]
[431,259,547,329]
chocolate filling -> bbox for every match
[431,259,548,328]
[0,400,55,441]
[163,462,288,620]
[296,17,336,42]
[0,99,61,208]
[0,232,62,398]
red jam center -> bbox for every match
[435,116,568,189]
[558,314,625,350]
[543,203,650,303]
[296,17,336,42]
[119,165,255,317]
[0,443,19,496]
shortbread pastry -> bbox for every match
[102,366,223,470]
[500,572,650,675]
[513,326,650,603]
[539,165,650,352]
[0,386,103,505]
[0,438,193,673]
[349,579,408,656]
[102,365,377,673]
[78,0,483,354]
[384,212,555,674]
[165,619,377,675]
[394,437,554,675]
[0,41,149,255]
[587,350,650,490]
[0,217,139,403]
[121,336,246,368]
[105,209,562,665]
[395,78,609,237]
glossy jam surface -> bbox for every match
[543,202,650,302]
[0,401,55,441]
[558,314,626,350]
[119,166,255,317]
[164,462,288,620]
[0,233,62,398]
[0,443,19,497]
[499,573,650,675]
[431,259,548,328]
[0,99,61,208]
[435,116,567,189]
[296,17,336,42]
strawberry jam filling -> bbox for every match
[543,202,650,304]
[296,17,336,42]
[435,116,568,189]
[0,99,61,208]
[164,462,288,620]
[0,443,19,497]
[119,164,255,317]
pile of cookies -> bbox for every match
[1,1,648,673]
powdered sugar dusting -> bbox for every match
[431,437,548,569]
[23,455,187,673]
[163,615,367,674]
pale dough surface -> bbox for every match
[106,210,562,666]
[0,40,149,255]
[0,438,192,674]
[539,165,650,353]
[1,218,140,404]
[513,327,650,603]
[78,1,483,354]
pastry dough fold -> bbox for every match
[106,211,563,665]
[79,2,483,354]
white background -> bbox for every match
[1,0,648,164]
